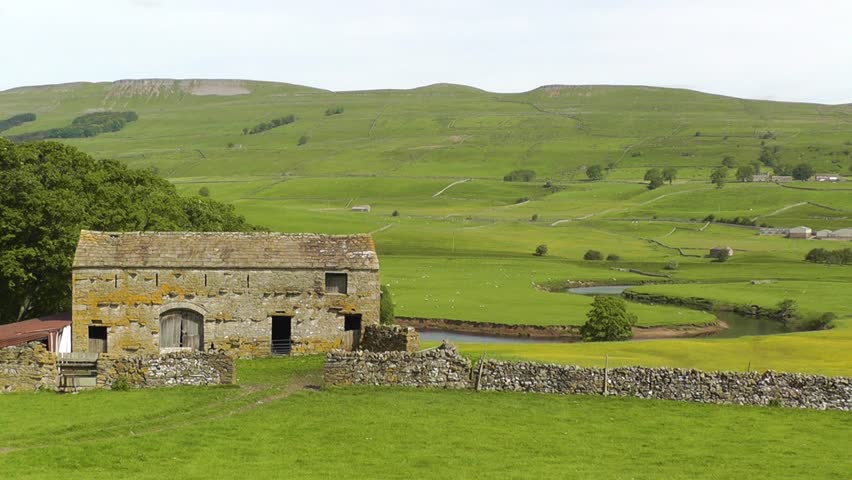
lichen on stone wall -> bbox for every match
[0,342,58,393]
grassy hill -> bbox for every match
[2,79,851,369]
[2,79,851,179]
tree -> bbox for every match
[298,135,309,146]
[710,167,727,189]
[758,145,778,167]
[773,163,792,176]
[583,249,603,260]
[534,244,548,256]
[380,284,395,325]
[721,156,737,168]
[580,296,637,341]
[662,167,677,185]
[791,163,814,181]
[0,139,256,324]
[774,299,799,325]
[585,165,604,181]
[530,213,539,222]
[735,165,755,182]
[198,186,210,197]
[644,168,664,190]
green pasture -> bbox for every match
[0,357,849,479]
[2,79,851,368]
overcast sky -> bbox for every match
[1,0,850,104]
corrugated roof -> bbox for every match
[0,313,71,348]
[73,230,379,270]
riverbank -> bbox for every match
[397,317,724,342]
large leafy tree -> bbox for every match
[579,296,638,342]
[0,139,256,323]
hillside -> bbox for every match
[1,79,850,179]
[2,78,851,349]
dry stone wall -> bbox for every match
[97,351,235,388]
[0,343,58,393]
[324,343,851,410]
[325,342,470,388]
[478,361,851,410]
[361,325,420,352]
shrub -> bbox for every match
[534,244,548,256]
[773,299,799,325]
[585,165,604,181]
[380,284,395,325]
[793,312,836,331]
[0,112,36,133]
[805,247,852,265]
[111,376,131,391]
[721,156,737,168]
[325,106,344,116]
[391,210,400,217]
[606,254,621,261]
[580,296,637,342]
[198,186,210,197]
[515,197,529,204]
[583,250,603,261]
[530,213,538,222]
[710,249,730,262]
[503,169,536,182]
[664,260,679,270]
[246,114,296,135]
[7,111,138,142]
[298,135,309,146]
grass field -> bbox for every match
[1,79,851,373]
[1,357,849,479]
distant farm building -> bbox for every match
[71,231,380,358]
[815,173,841,182]
[709,246,734,258]
[788,226,812,239]
[0,313,71,353]
[815,229,833,239]
[759,227,790,236]
[351,205,371,212]
[830,228,852,239]
[752,174,793,183]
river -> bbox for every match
[419,285,787,344]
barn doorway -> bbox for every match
[160,309,204,351]
[271,316,292,355]
[343,314,362,351]
[88,326,108,353]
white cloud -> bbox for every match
[1,0,850,103]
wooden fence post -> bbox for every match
[603,354,609,396]
[475,352,485,392]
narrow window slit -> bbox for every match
[155,273,159,286]
[204,274,208,287]
[246,274,250,288]
[114,274,118,288]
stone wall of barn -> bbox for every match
[72,267,380,358]
[324,343,852,410]
[0,342,58,393]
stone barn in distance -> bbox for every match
[71,230,380,358]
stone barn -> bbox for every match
[71,231,380,358]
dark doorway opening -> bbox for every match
[343,314,362,350]
[271,316,292,355]
[88,326,108,353]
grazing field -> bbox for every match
[1,357,849,480]
[2,79,851,372]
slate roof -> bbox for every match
[73,231,379,270]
